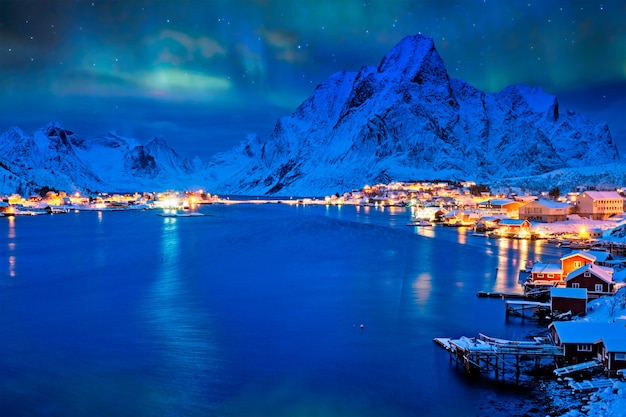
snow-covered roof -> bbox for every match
[561,250,597,262]
[582,191,624,200]
[602,338,626,353]
[477,216,503,222]
[532,199,571,209]
[550,321,626,344]
[586,250,613,263]
[551,287,587,299]
[480,198,515,206]
[531,263,563,274]
[566,263,614,284]
[498,218,529,226]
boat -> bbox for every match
[157,212,205,218]
[406,218,432,227]
[569,240,592,249]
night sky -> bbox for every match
[1,0,625,160]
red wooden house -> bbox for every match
[550,287,587,316]
[550,321,626,375]
[565,263,615,299]
[496,218,531,238]
[530,262,563,283]
[561,251,597,277]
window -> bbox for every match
[595,284,603,292]
[615,353,626,361]
[584,272,591,277]
[538,273,544,278]
[572,283,580,288]
[574,261,582,269]
[578,344,592,352]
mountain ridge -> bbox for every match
[204,34,621,196]
[0,34,623,196]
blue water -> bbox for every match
[0,204,569,416]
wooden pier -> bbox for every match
[505,300,551,321]
[476,291,527,299]
[434,333,564,382]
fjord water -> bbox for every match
[0,204,568,416]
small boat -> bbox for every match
[570,240,592,249]
[157,212,205,218]
[406,218,432,227]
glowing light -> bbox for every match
[9,255,15,278]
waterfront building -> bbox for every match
[518,199,571,223]
[576,191,624,220]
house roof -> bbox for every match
[550,322,626,344]
[582,191,624,200]
[561,250,597,263]
[586,250,614,263]
[484,198,515,207]
[531,263,563,274]
[566,263,614,284]
[601,338,626,353]
[532,199,571,209]
[498,218,529,226]
[550,287,587,299]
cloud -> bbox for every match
[156,30,226,64]
[257,27,303,63]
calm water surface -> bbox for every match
[0,204,569,416]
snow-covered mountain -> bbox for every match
[205,34,622,196]
[0,34,623,197]
[0,122,206,195]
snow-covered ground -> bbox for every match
[531,214,626,242]
[549,287,626,417]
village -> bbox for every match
[2,181,626,414]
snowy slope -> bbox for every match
[205,34,622,196]
[0,122,207,194]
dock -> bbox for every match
[434,333,564,382]
[476,291,527,299]
[568,378,617,392]
[505,300,551,321]
[553,359,603,377]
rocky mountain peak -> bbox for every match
[377,34,449,86]
[205,34,621,196]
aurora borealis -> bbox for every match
[1,0,625,159]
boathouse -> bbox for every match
[496,218,531,238]
[549,322,626,365]
[565,263,615,299]
[530,262,563,283]
[598,338,626,377]
[550,287,587,316]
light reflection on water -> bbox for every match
[7,216,15,278]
